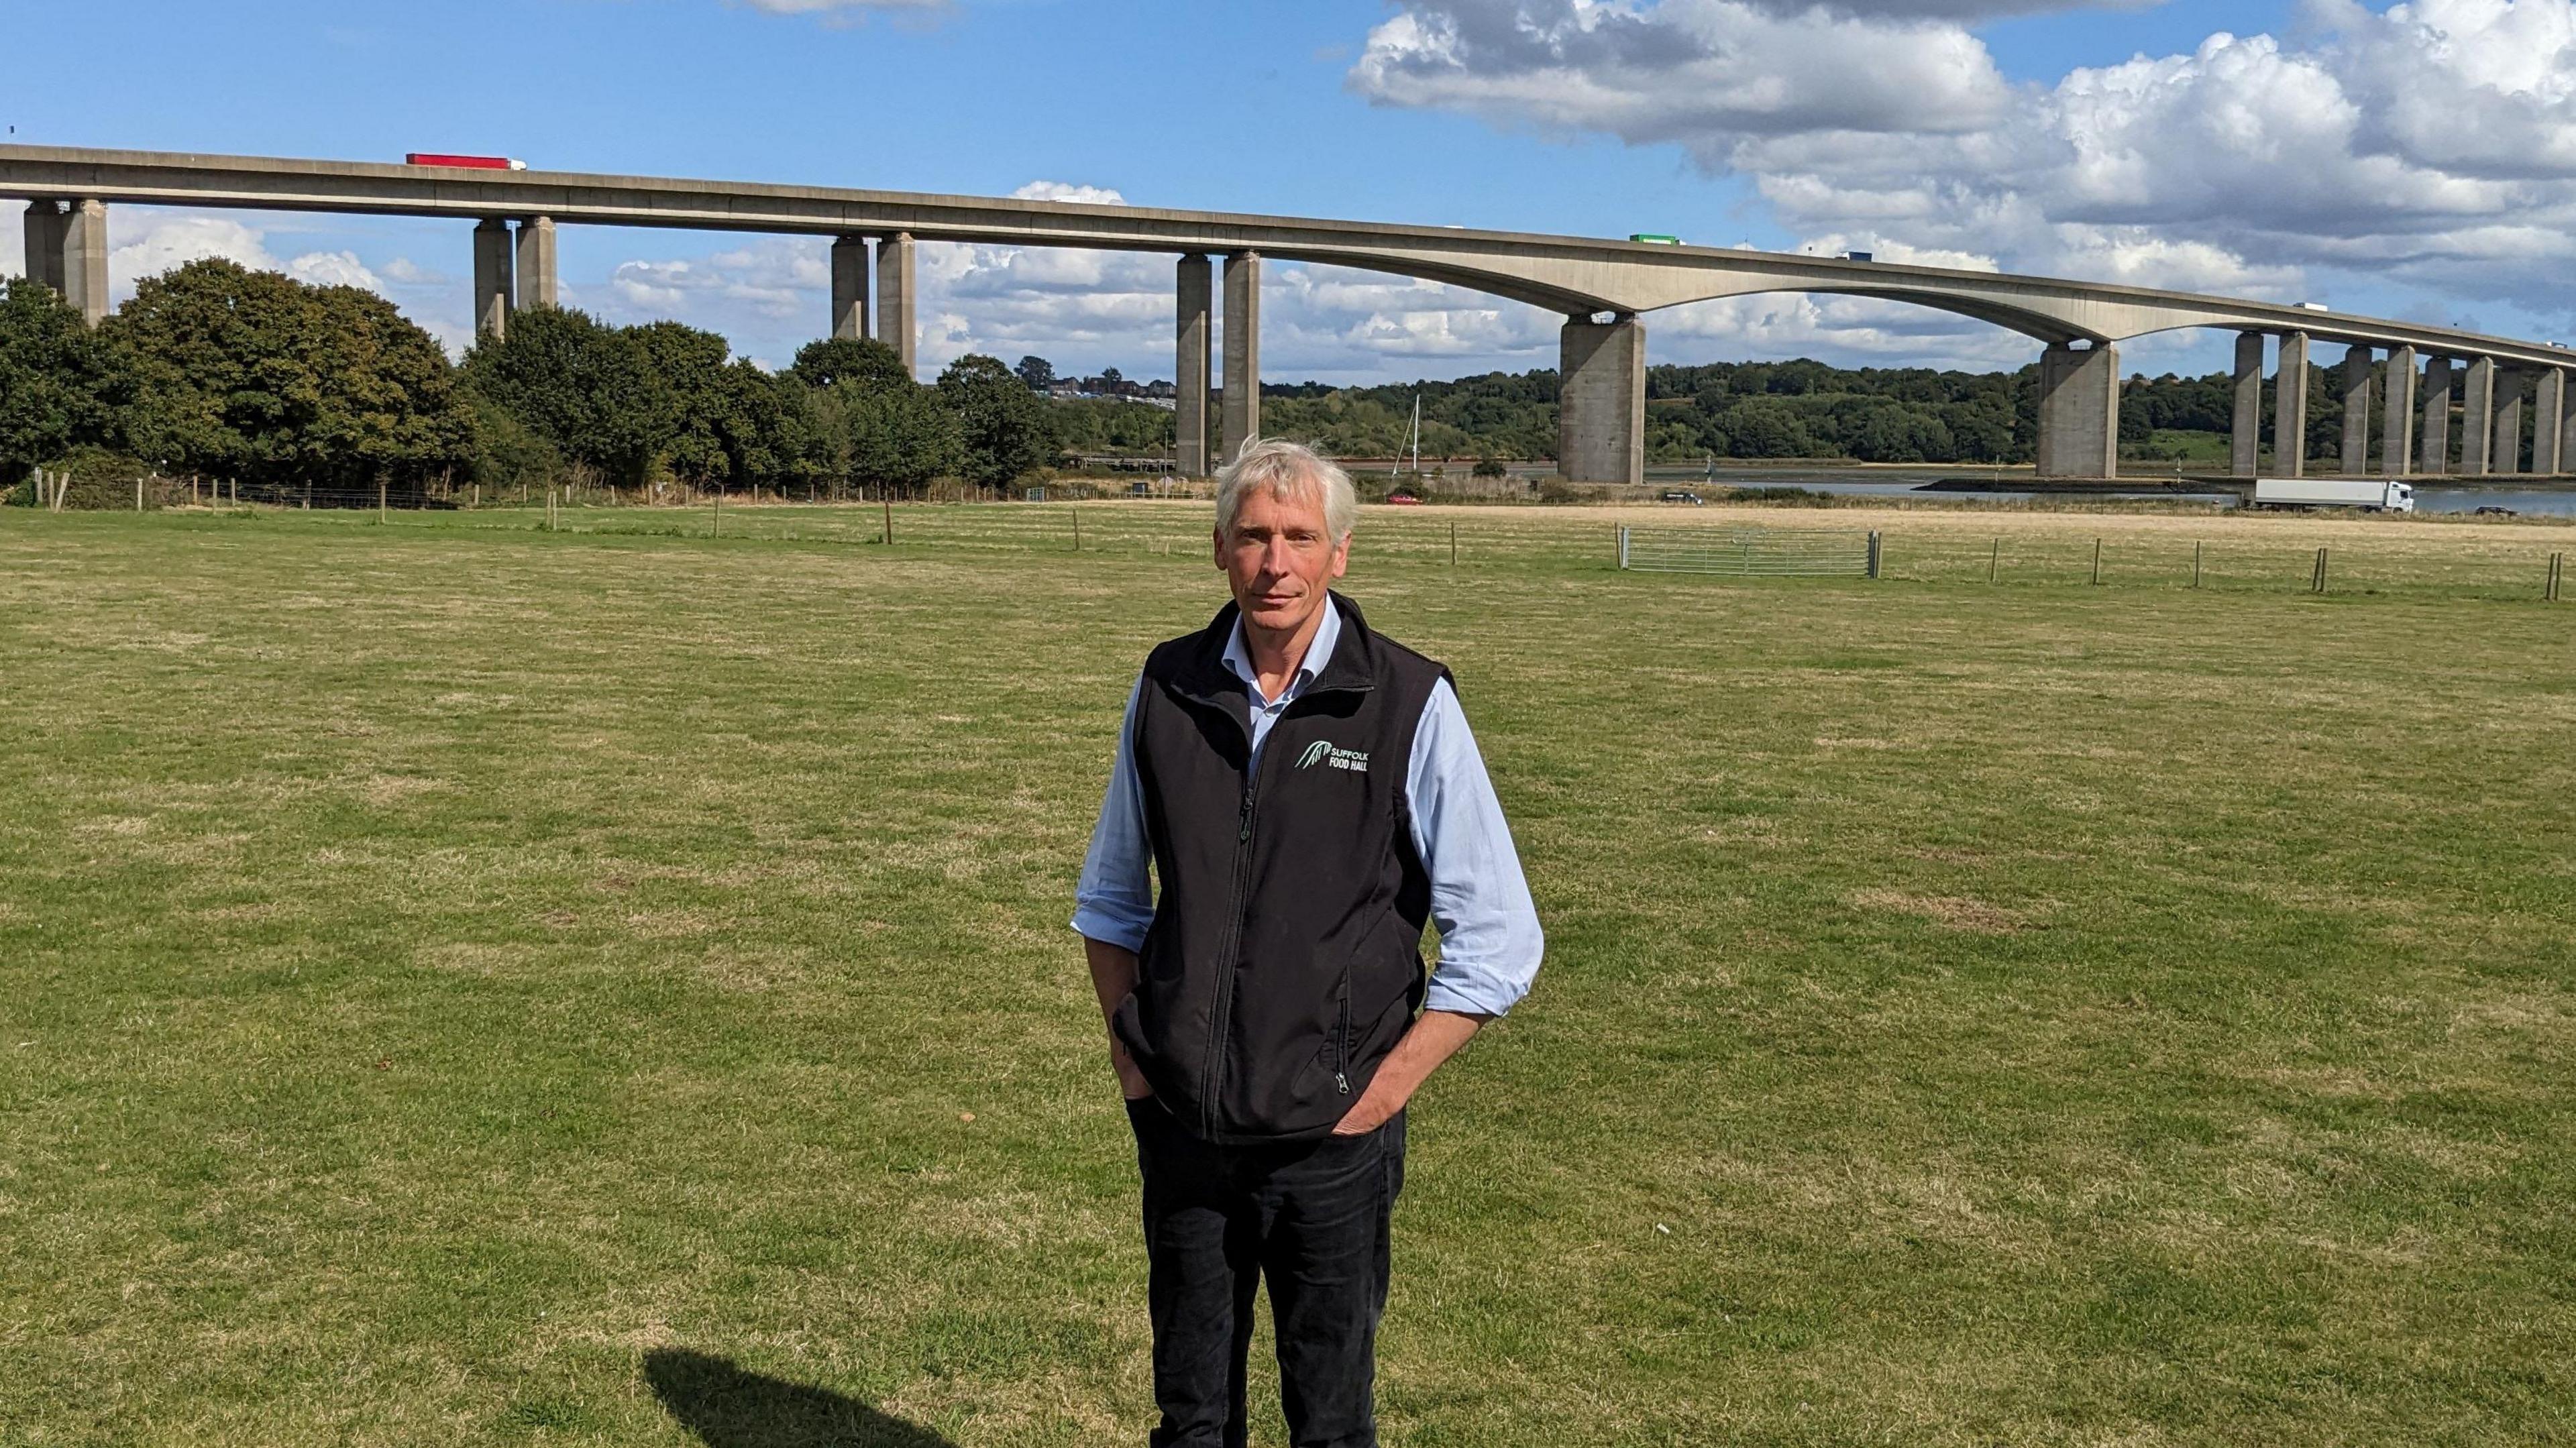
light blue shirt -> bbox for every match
[1073,602,1544,1017]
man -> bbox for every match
[1073,439,1544,1447]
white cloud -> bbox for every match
[601,238,829,321]
[109,214,280,293]
[288,251,382,290]
[1753,0,2145,12]
[1013,180,1130,206]
[1353,0,2576,336]
[1350,1,2013,145]
[378,257,450,287]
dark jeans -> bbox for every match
[1126,1097,1406,1448]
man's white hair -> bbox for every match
[1214,438,1358,543]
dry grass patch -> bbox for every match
[1849,887,2033,933]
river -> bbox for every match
[1621,465,2576,517]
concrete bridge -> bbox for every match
[8,144,2574,484]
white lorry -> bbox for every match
[2251,478,2416,513]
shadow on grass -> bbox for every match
[645,1349,956,1448]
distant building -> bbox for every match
[1041,376,1176,406]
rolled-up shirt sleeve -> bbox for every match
[1407,678,1545,1016]
[1071,675,1156,954]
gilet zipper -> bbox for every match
[1195,680,1369,1137]
[1334,974,1352,1095]
[1199,776,1259,1138]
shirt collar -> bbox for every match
[1221,594,1342,706]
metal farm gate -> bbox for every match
[1617,525,1882,578]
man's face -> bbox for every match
[1216,483,1350,636]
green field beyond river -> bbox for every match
[3,502,2571,1445]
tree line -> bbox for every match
[15,254,2392,500]
[0,260,1062,505]
[1248,360,2044,465]
[1260,359,2443,467]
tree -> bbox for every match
[109,258,473,500]
[720,363,824,493]
[1713,398,1817,459]
[630,321,739,488]
[1850,404,1955,463]
[1015,355,1057,392]
[841,382,963,494]
[937,353,1051,488]
[788,336,911,394]
[469,391,564,496]
[0,278,128,487]
[464,307,677,488]
[1044,396,1175,456]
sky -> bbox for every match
[8,0,2576,386]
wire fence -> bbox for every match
[8,487,2572,604]
[1618,525,1880,577]
[1866,529,2569,601]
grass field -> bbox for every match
[3,500,2573,1446]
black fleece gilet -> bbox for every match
[1110,592,1451,1144]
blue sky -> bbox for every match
[9,0,2574,384]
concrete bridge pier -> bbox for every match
[61,199,105,325]
[515,217,556,312]
[2422,357,2453,474]
[1175,254,1211,477]
[829,236,870,342]
[21,200,66,292]
[1558,313,1644,486]
[1221,250,1261,465]
[2275,332,2310,478]
[2534,371,2563,476]
[2493,374,2524,476]
[2560,378,2576,477]
[472,218,513,341]
[2380,345,2416,476]
[21,199,107,325]
[2229,331,2263,477]
[877,231,916,376]
[2340,345,2372,474]
[2461,357,2496,474]
[2035,340,2118,479]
